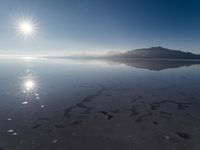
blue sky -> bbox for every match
[0,0,200,54]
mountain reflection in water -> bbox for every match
[104,59,200,71]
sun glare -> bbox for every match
[20,21,33,35]
[15,16,38,39]
[24,80,35,90]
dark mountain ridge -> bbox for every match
[114,46,200,59]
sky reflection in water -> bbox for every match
[0,58,200,149]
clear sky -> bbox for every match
[0,0,200,55]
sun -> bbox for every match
[14,16,39,39]
[19,21,34,35]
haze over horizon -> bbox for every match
[1,0,200,55]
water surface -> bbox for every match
[0,58,200,150]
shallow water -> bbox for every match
[0,58,200,150]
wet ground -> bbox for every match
[0,57,200,150]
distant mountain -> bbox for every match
[113,46,200,59]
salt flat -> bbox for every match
[0,58,200,150]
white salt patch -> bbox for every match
[22,101,28,105]
[52,139,58,144]
[7,130,13,133]
[13,132,18,136]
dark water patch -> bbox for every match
[179,92,186,96]
[0,146,5,150]
[153,121,158,125]
[55,120,83,128]
[100,111,114,120]
[110,109,120,114]
[64,106,76,118]
[152,94,156,97]
[107,115,114,120]
[55,124,68,128]
[76,85,105,113]
[38,117,51,121]
[76,103,94,114]
[159,111,173,116]
[185,113,191,116]
[131,95,143,103]
[151,100,192,111]
[126,106,140,117]
[190,96,196,100]
[177,104,190,110]
[32,124,42,129]
[43,128,52,134]
[77,115,85,118]
[150,104,158,110]
[175,132,191,139]
[68,120,83,126]
[64,85,105,117]
[135,111,152,123]
[81,92,100,103]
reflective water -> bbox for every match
[0,58,200,150]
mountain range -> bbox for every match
[111,46,200,59]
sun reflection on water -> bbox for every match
[24,80,35,91]
[21,77,43,107]
[21,56,35,60]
